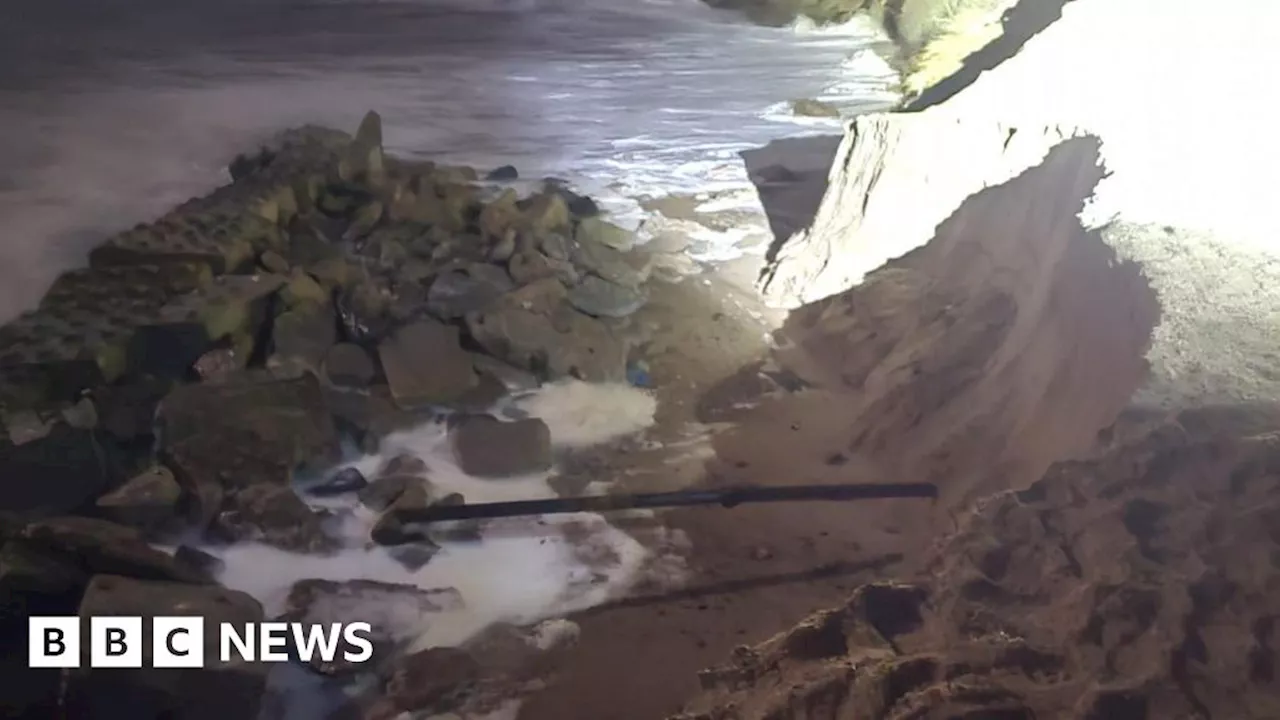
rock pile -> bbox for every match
[0,111,656,718]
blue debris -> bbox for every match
[627,359,653,388]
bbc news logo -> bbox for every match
[29,617,374,668]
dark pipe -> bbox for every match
[396,482,938,524]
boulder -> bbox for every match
[18,517,211,584]
[308,467,369,497]
[280,269,328,308]
[464,278,628,382]
[425,263,516,320]
[486,165,519,181]
[574,216,636,251]
[378,319,478,408]
[366,647,481,719]
[370,481,438,546]
[269,297,339,376]
[62,574,269,720]
[790,98,841,117]
[278,579,463,676]
[93,465,184,537]
[507,248,580,286]
[323,342,378,388]
[358,474,414,512]
[569,236,653,288]
[258,250,291,274]
[338,110,387,189]
[471,354,540,393]
[0,426,125,517]
[567,275,649,318]
[450,415,553,477]
[336,279,394,343]
[219,484,333,553]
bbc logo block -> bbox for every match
[29,616,374,668]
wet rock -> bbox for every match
[279,579,463,676]
[378,319,478,408]
[60,397,99,430]
[159,375,341,533]
[307,256,355,290]
[508,248,580,286]
[575,216,636,251]
[519,191,572,237]
[324,385,421,453]
[259,250,291,274]
[173,545,225,577]
[63,574,268,720]
[380,453,428,476]
[425,263,515,319]
[371,481,437,546]
[790,98,841,117]
[471,354,540,393]
[570,236,654,287]
[222,484,333,553]
[358,474,413,512]
[344,199,385,242]
[324,342,377,387]
[280,269,328,307]
[91,377,171,440]
[267,302,338,379]
[192,340,251,382]
[478,189,522,241]
[545,181,601,218]
[94,465,183,537]
[451,414,552,477]
[449,370,509,413]
[309,467,369,497]
[338,110,387,189]
[336,280,393,342]
[464,278,629,382]
[487,165,519,181]
[19,516,211,583]
[0,426,125,517]
[568,275,649,318]
[489,229,518,262]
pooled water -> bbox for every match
[0,0,898,323]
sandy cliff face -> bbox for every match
[676,1,1280,715]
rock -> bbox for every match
[132,272,287,380]
[0,427,125,517]
[309,467,369,497]
[336,280,393,343]
[307,256,355,289]
[519,191,572,237]
[425,263,516,320]
[344,199,385,241]
[358,474,413,512]
[545,181,600,217]
[60,397,98,430]
[94,465,184,536]
[324,385,421,453]
[478,189,522,241]
[451,415,552,477]
[94,377,171,444]
[259,250,291,274]
[192,340,251,382]
[569,236,653,287]
[370,481,437,546]
[508,249,580,286]
[378,319,478,408]
[338,110,387,188]
[19,516,211,583]
[63,574,269,720]
[568,275,649,318]
[471,354,540,393]
[269,301,338,379]
[173,545,225,577]
[157,374,341,527]
[464,278,629,382]
[324,342,377,387]
[221,484,333,553]
[279,579,463,676]
[790,98,841,117]
[280,269,328,307]
[486,165,519,181]
[489,229,518,262]
[380,453,428,476]
[574,216,635,251]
